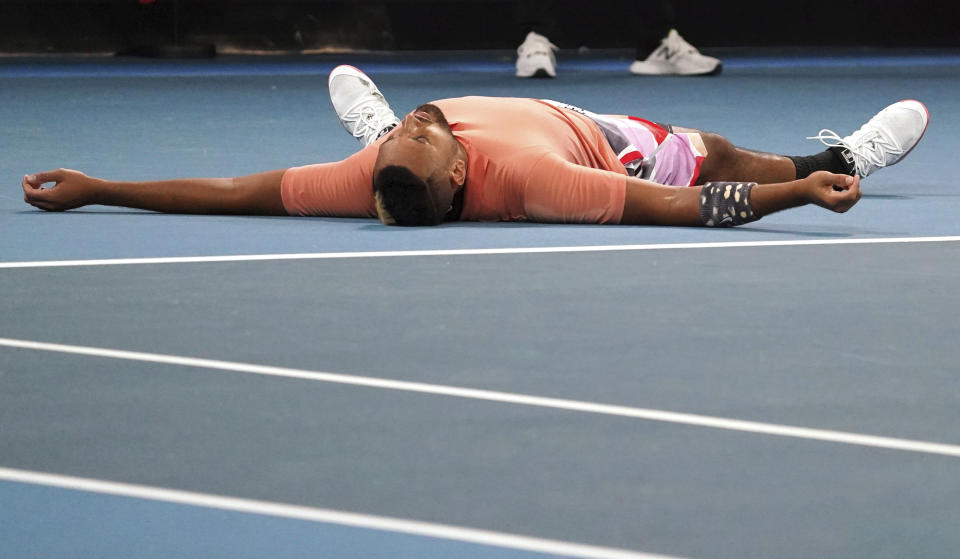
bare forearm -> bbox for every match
[621,177,808,226]
[747,180,809,218]
[94,176,236,213]
[92,170,288,215]
[620,172,858,226]
[620,178,703,226]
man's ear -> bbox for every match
[449,158,466,188]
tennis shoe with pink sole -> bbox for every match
[328,65,400,146]
[809,99,930,178]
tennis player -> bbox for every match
[22,66,928,229]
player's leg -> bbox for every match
[328,65,400,146]
[689,100,929,184]
[690,129,819,184]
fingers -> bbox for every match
[837,175,861,199]
[30,169,66,186]
[22,169,67,192]
[22,174,53,202]
[22,185,55,211]
[830,176,861,213]
[21,168,82,212]
[22,170,67,210]
[849,175,861,196]
[22,168,70,196]
[25,198,58,212]
[834,174,855,189]
[814,172,854,191]
[23,175,43,199]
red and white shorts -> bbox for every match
[543,100,707,186]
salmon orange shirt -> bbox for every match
[281,97,629,223]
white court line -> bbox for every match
[2,337,960,458]
[1,236,959,269]
[0,467,681,559]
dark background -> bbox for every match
[3,0,959,54]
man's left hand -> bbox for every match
[22,169,100,212]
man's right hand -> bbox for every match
[803,170,862,213]
[22,169,99,212]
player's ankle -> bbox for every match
[787,149,855,179]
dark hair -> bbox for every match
[372,165,444,226]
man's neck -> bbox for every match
[446,187,465,221]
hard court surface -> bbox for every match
[1,51,959,559]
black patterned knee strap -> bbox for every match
[699,181,758,227]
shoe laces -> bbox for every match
[807,126,904,177]
[342,97,397,144]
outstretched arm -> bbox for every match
[620,170,861,226]
[22,168,288,215]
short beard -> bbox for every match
[415,103,452,132]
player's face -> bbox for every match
[374,104,460,183]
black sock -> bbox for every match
[376,123,397,140]
[788,147,855,179]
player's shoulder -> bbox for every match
[432,96,537,109]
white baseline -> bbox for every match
[1,337,959,458]
[1,236,959,269]
[0,466,681,559]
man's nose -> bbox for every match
[400,112,427,131]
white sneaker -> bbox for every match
[328,64,400,146]
[808,99,930,178]
[515,31,558,78]
[629,29,721,76]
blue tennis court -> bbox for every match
[2,51,959,559]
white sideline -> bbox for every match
[1,236,959,269]
[2,337,960,458]
[0,467,682,559]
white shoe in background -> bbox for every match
[629,29,722,76]
[515,31,558,78]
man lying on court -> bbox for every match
[22,65,929,228]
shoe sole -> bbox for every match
[328,64,370,90]
[517,69,555,78]
[630,61,722,76]
[516,67,556,78]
